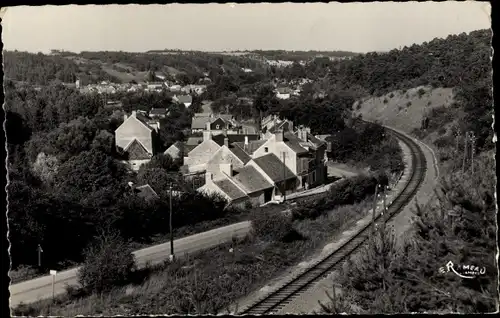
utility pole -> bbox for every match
[372,184,380,234]
[37,244,43,268]
[169,184,175,262]
[382,186,388,223]
[282,152,287,202]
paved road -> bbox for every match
[9,221,251,308]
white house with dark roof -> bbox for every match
[275,87,293,100]
[172,94,193,108]
[115,111,160,171]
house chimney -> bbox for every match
[275,130,284,142]
[131,110,137,117]
[300,127,308,142]
[220,163,233,177]
[244,136,249,145]
[205,172,213,184]
[224,136,229,147]
[203,131,212,141]
[205,121,211,131]
[123,113,128,121]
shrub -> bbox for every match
[251,210,295,242]
[389,92,395,98]
[292,174,386,221]
[406,101,412,107]
[78,231,136,293]
[383,98,389,104]
[417,88,426,98]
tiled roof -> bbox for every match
[252,154,296,183]
[176,95,193,103]
[186,136,204,145]
[283,132,308,154]
[150,108,167,115]
[276,87,292,94]
[135,114,155,130]
[269,120,292,134]
[135,184,159,200]
[233,140,267,155]
[228,145,252,164]
[315,134,332,141]
[232,165,273,193]
[212,134,260,147]
[194,113,212,117]
[183,143,197,153]
[306,133,326,148]
[213,178,247,201]
[191,117,212,130]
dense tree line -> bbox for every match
[4,84,228,270]
[3,51,121,85]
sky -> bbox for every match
[1,2,491,54]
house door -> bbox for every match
[264,189,273,202]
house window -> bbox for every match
[264,147,269,153]
[312,171,316,183]
[216,125,220,129]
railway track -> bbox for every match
[238,126,427,315]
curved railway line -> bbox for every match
[238,126,427,315]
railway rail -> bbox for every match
[238,126,427,315]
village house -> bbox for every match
[172,94,193,108]
[115,111,161,171]
[149,108,168,119]
[146,82,166,92]
[275,87,293,100]
[190,113,241,135]
[195,127,327,207]
[182,131,259,175]
[169,84,182,92]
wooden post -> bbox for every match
[372,184,380,234]
[169,184,175,262]
[283,152,287,202]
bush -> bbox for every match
[383,98,388,104]
[292,174,386,221]
[78,231,136,293]
[389,93,395,98]
[417,88,426,98]
[406,101,412,107]
[251,210,295,242]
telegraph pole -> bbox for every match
[169,184,175,262]
[382,186,388,224]
[37,244,43,268]
[372,184,380,234]
[282,152,287,202]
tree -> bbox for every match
[32,152,59,185]
[78,230,136,293]
[91,130,115,155]
[45,116,99,161]
[54,148,128,203]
